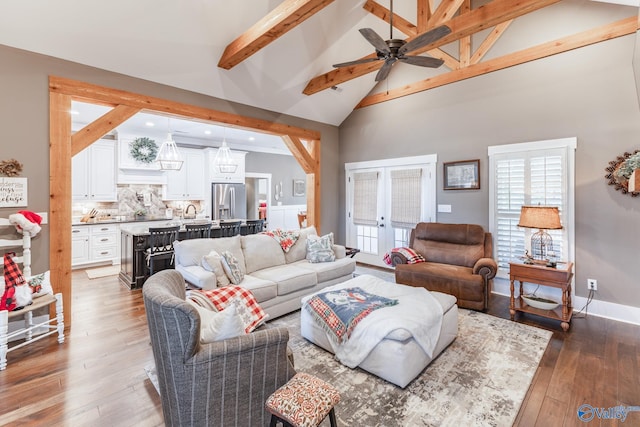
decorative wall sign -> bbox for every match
[605,150,640,197]
[293,179,305,196]
[443,159,480,190]
[0,177,28,207]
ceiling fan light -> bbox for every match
[214,140,238,174]
[156,132,184,171]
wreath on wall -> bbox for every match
[0,159,23,177]
[129,137,158,164]
[605,150,640,197]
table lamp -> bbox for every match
[517,205,562,263]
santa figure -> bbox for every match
[9,210,42,236]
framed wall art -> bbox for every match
[293,179,305,197]
[443,159,480,190]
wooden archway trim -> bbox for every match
[49,76,322,328]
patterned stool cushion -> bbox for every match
[265,372,340,427]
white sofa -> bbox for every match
[173,227,357,319]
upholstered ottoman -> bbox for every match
[300,274,458,388]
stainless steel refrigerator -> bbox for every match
[211,182,246,220]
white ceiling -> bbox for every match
[0,0,637,131]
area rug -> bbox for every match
[145,309,551,427]
[85,265,120,279]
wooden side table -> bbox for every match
[509,262,574,331]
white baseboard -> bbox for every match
[492,279,640,327]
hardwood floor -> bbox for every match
[1,269,638,426]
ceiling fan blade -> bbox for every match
[359,28,390,55]
[399,56,444,68]
[332,57,380,68]
[375,58,396,82]
[398,25,451,56]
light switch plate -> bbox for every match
[438,204,452,213]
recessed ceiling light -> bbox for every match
[69,110,79,115]
[204,130,212,135]
[145,121,155,127]
[249,137,255,141]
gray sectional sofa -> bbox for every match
[173,226,357,319]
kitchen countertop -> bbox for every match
[119,219,247,235]
[71,217,210,226]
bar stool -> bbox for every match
[219,220,241,237]
[184,222,212,239]
[146,225,180,275]
[265,372,340,427]
[245,219,265,235]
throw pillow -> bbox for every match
[262,228,300,253]
[201,250,231,287]
[25,270,54,298]
[221,251,244,285]
[188,300,246,343]
[197,286,268,333]
[306,233,336,263]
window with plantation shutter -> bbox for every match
[352,171,379,226]
[489,138,576,277]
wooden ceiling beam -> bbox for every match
[459,0,472,67]
[428,48,460,70]
[428,0,465,28]
[363,0,417,37]
[281,135,315,173]
[218,0,335,70]
[470,20,512,65]
[71,105,140,156]
[355,16,638,109]
[303,0,560,95]
[417,0,432,33]
[50,76,320,141]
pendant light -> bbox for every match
[156,119,184,171]
[214,127,238,174]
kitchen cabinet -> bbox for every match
[72,139,117,201]
[72,223,120,268]
[209,149,246,183]
[163,148,206,200]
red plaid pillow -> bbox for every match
[196,286,268,333]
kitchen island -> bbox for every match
[118,220,253,289]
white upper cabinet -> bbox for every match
[163,148,206,200]
[72,139,117,202]
[208,149,246,183]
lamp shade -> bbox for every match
[214,140,238,174]
[517,206,562,230]
[156,133,183,171]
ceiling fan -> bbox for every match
[333,0,451,82]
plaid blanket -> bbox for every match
[304,287,398,344]
[195,286,267,333]
[383,247,426,265]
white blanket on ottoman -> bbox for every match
[301,274,443,368]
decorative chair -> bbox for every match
[147,225,180,276]
[297,212,307,228]
[393,222,497,311]
[143,270,295,426]
[219,220,241,237]
[184,221,212,239]
[245,219,265,235]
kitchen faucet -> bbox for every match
[184,204,197,218]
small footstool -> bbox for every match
[265,372,340,427]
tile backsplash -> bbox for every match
[72,184,203,220]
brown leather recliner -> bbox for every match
[393,223,497,311]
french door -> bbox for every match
[345,155,437,268]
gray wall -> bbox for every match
[0,44,341,273]
[339,3,640,306]
[245,152,306,206]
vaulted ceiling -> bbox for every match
[0,0,637,126]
